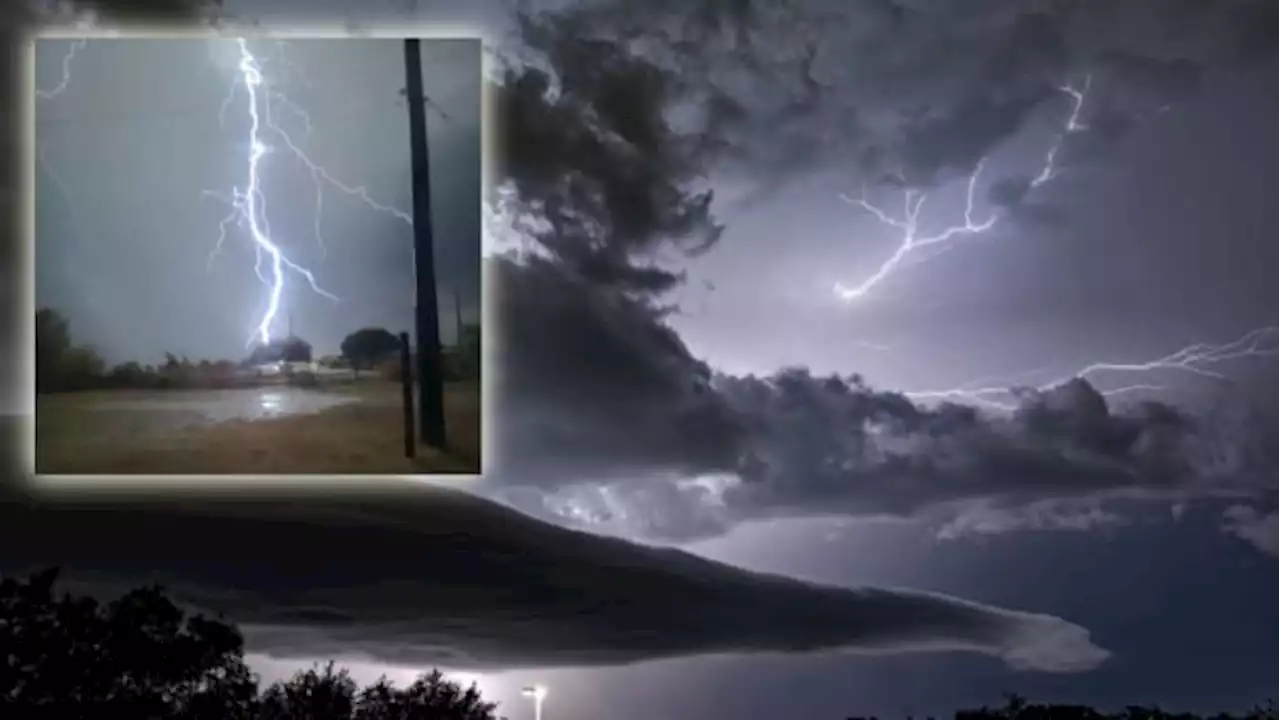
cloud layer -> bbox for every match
[525,0,1273,194]
[1222,505,1278,556]
[0,488,1107,673]
[472,0,1277,543]
[483,256,1276,542]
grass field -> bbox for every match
[33,380,481,475]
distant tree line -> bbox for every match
[34,309,481,394]
[340,326,481,384]
[1,569,1272,720]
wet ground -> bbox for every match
[33,385,394,460]
[38,387,364,435]
[32,381,481,475]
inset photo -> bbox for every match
[32,36,482,476]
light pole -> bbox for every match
[520,684,547,720]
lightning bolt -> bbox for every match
[36,40,96,305]
[828,74,1271,412]
[35,38,87,100]
[34,40,83,219]
[905,326,1279,411]
[835,76,1093,301]
[204,38,345,348]
[40,38,431,351]
[206,38,415,348]
[35,39,88,185]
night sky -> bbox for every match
[5,1,1277,719]
[35,34,481,364]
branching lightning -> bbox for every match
[36,40,94,296]
[39,38,438,354]
[206,38,342,348]
[204,38,415,347]
[37,40,1267,421]
[830,73,1274,411]
[835,76,1093,301]
[905,326,1279,411]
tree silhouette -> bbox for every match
[356,670,499,720]
[0,569,506,719]
[35,308,72,371]
[341,328,400,373]
[0,568,259,717]
[246,342,281,367]
[245,337,312,367]
[279,336,313,364]
[258,662,358,719]
[35,308,106,392]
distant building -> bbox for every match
[245,327,314,377]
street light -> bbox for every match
[520,684,547,720]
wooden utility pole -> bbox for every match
[399,331,415,459]
[403,39,446,448]
[453,286,464,344]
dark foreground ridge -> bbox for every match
[2,570,1274,720]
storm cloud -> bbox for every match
[0,488,1107,673]
[483,254,1276,541]
[488,256,743,486]
[521,0,1272,193]
[1222,505,1279,556]
[473,0,1276,542]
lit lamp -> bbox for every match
[520,684,547,720]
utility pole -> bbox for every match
[399,331,415,459]
[453,286,463,345]
[403,38,446,449]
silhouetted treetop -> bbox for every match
[1,569,506,720]
[0,567,259,717]
[341,327,400,371]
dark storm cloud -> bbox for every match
[717,374,1191,518]
[491,22,723,295]
[484,257,1275,539]
[1222,505,1278,556]
[0,489,1108,673]
[20,0,220,27]
[523,0,1271,192]
[469,0,1276,542]
[490,256,742,484]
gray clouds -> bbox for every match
[1222,505,1278,556]
[0,489,1108,673]
[472,0,1276,543]
[491,26,722,294]
[527,0,1272,194]
[482,256,1276,542]
[718,374,1193,517]
[26,0,1273,552]
[489,256,742,486]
